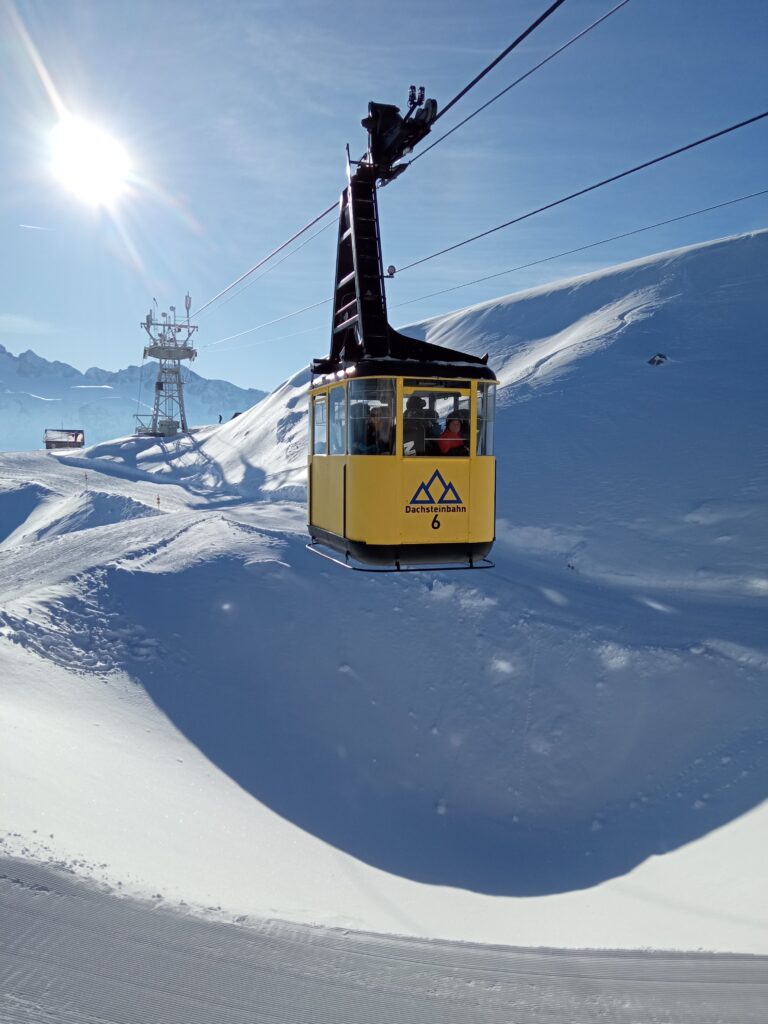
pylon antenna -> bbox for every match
[134,295,198,438]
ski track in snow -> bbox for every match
[1,860,766,1024]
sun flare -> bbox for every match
[50,116,132,207]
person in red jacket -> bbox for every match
[437,414,468,456]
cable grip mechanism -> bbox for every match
[361,86,438,183]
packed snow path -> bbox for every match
[2,860,766,1024]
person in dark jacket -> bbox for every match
[360,407,394,454]
[405,394,439,436]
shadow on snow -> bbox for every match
[101,539,768,897]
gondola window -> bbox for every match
[348,379,395,455]
[476,383,496,456]
[312,395,327,455]
[329,386,346,455]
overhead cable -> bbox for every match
[188,0,596,325]
[411,0,631,165]
[191,201,338,318]
[202,298,331,349]
[202,188,767,352]
[392,189,768,308]
[435,0,569,124]
[203,323,322,355]
[196,218,336,321]
[397,111,768,273]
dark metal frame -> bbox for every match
[306,542,494,573]
[311,94,493,382]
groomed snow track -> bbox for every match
[2,859,766,1024]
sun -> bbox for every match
[50,116,132,207]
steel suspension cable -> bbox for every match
[411,0,631,165]
[396,111,768,274]
[187,0,620,332]
[435,0,569,124]
[391,189,768,309]
[188,1,609,327]
[201,188,767,353]
[196,218,336,321]
[204,323,322,354]
[202,298,331,349]
[190,201,338,318]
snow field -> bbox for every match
[1,231,767,955]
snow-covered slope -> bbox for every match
[1,231,766,953]
[0,344,266,452]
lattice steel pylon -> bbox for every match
[134,294,198,437]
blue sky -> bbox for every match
[1,0,766,390]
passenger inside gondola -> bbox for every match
[403,393,440,455]
[348,402,369,453]
[357,406,394,454]
[404,395,439,431]
[437,413,469,456]
[402,395,432,455]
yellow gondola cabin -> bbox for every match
[308,91,498,570]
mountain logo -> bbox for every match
[409,470,463,506]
